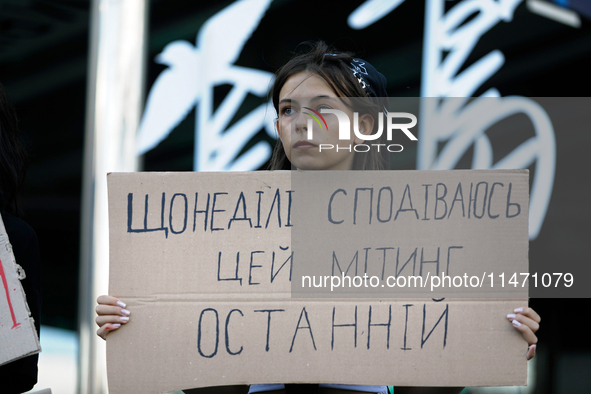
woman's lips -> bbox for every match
[293,140,317,150]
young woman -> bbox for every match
[96,42,540,394]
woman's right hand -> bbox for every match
[95,295,130,340]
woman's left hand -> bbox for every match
[507,307,540,360]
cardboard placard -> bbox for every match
[0,214,41,366]
[107,171,529,393]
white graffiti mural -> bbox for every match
[348,0,557,239]
[138,0,556,239]
[136,0,276,171]
[419,0,555,240]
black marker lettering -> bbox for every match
[228,192,252,229]
[401,304,413,351]
[271,246,292,283]
[422,184,431,220]
[506,183,521,218]
[448,183,465,219]
[248,251,264,285]
[290,307,317,352]
[420,247,440,276]
[255,191,264,228]
[434,183,448,220]
[395,185,419,220]
[421,302,449,349]
[127,193,169,238]
[265,188,281,229]
[376,247,395,280]
[488,182,503,219]
[354,187,373,225]
[225,309,243,355]
[473,182,488,219]
[169,193,187,234]
[193,192,210,232]
[286,190,294,227]
[377,187,393,223]
[446,246,463,275]
[197,308,219,358]
[211,192,228,232]
[332,250,359,276]
[328,189,346,225]
[217,252,242,285]
[367,305,391,349]
[396,247,418,277]
[332,306,357,350]
[254,309,285,352]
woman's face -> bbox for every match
[276,71,370,171]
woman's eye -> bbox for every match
[281,107,294,115]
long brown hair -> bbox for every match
[268,41,389,171]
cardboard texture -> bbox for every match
[107,171,529,393]
[0,213,41,366]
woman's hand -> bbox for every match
[95,295,130,340]
[507,307,540,360]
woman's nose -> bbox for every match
[294,111,307,133]
[294,112,313,139]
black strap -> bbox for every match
[284,384,320,393]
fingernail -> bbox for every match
[512,320,522,327]
[528,344,537,359]
[121,309,131,316]
[117,301,126,308]
[111,323,121,328]
[120,316,129,322]
[507,314,516,319]
[514,307,523,313]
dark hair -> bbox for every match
[268,41,389,171]
[0,82,28,217]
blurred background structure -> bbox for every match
[0,0,590,393]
